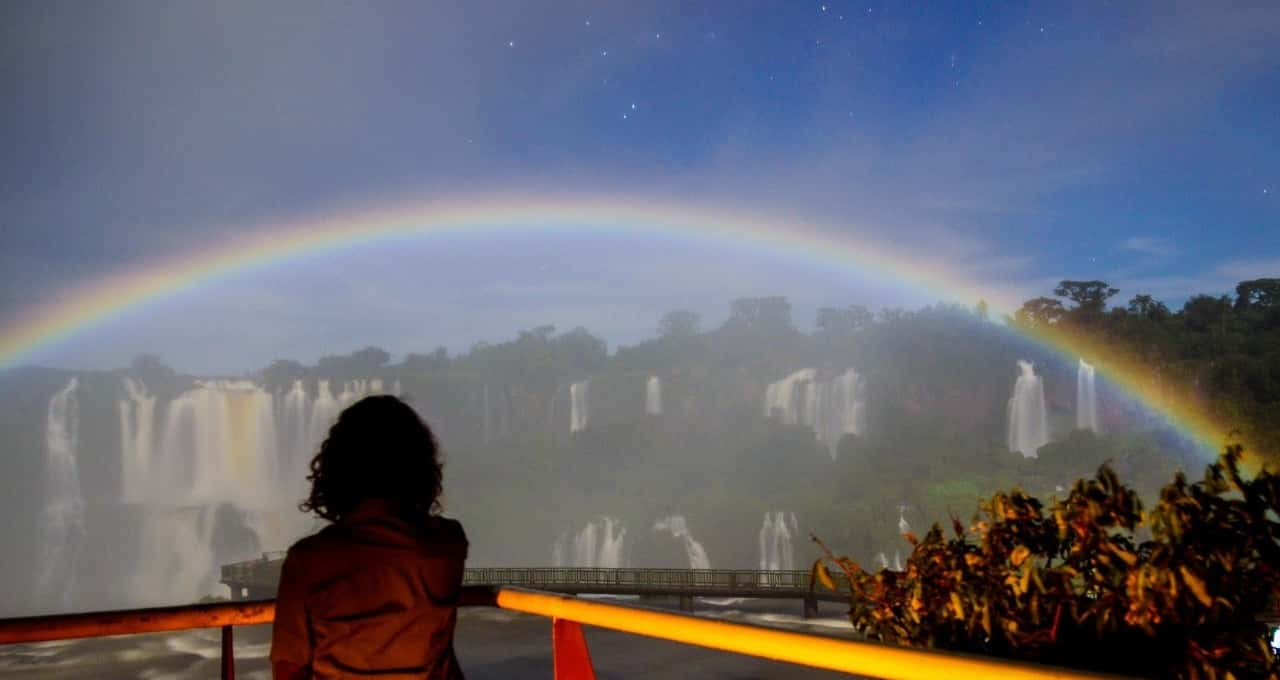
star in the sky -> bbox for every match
[508,40,515,48]
[601,49,609,56]
[630,103,637,110]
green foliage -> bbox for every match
[813,446,1280,678]
[1054,280,1120,314]
[1012,279,1280,462]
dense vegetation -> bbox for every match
[1011,278,1280,464]
[813,445,1280,678]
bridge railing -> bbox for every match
[222,562,848,593]
[460,567,828,590]
[0,586,1120,680]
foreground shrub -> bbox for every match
[812,445,1279,678]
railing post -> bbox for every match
[552,618,595,680]
[220,625,234,680]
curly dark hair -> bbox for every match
[300,395,443,522]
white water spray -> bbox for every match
[569,380,590,433]
[553,517,627,568]
[758,512,798,571]
[652,515,711,569]
[764,368,865,458]
[38,379,84,610]
[645,376,662,416]
[1007,360,1049,458]
[118,377,156,503]
[1076,359,1099,433]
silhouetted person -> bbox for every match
[271,395,467,679]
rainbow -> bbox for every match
[0,192,1240,459]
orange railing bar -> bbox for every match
[0,599,275,644]
[494,588,1120,680]
[0,586,1121,680]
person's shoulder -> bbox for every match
[428,515,467,543]
[283,528,334,562]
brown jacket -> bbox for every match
[270,500,468,679]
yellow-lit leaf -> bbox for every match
[1010,545,1031,567]
[812,560,837,592]
[1178,566,1212,607]
[1110,544,1137,566]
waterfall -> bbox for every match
[38,378,84,610]
[1007,360,1049,458]
[645,376,662,416]
[764,368,865,458]
[898,506,911,535]
[118,377,156,503]
[279,380,311,500]
[893,551,903,572]
[569,380,590,433]
[652,515,711,569]
[758,511,798,571]
[1076,359,1099,433]
[307,380,341,455]
[155,381,278,508]
[553,517,626,568]
[876,553,890,570]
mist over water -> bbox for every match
[0,299,1202,618]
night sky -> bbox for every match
[2,1,1277,373]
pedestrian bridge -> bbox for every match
[221,558,851,616]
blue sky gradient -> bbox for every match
[2,1,1277,373]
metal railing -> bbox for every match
[221,562,848,595]
[460,567,839,590]
[0,586,1123,680]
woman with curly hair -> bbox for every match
[270,395,467,680]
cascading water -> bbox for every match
[553,517,626,568]
[652,515,711,569]
[114,376,387,606]
[38,379,84,610]
[1007,360,1049,458]
[763,368,865,458]
[279,380,310,500]
[1077,358,1099,433]
[645,376,662,416]
[155,381,278,507]
[898,506,911,535]
[118,377,155,503]
[569,380,590,433]
[307,380,341,455]
[758,511,798,571]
